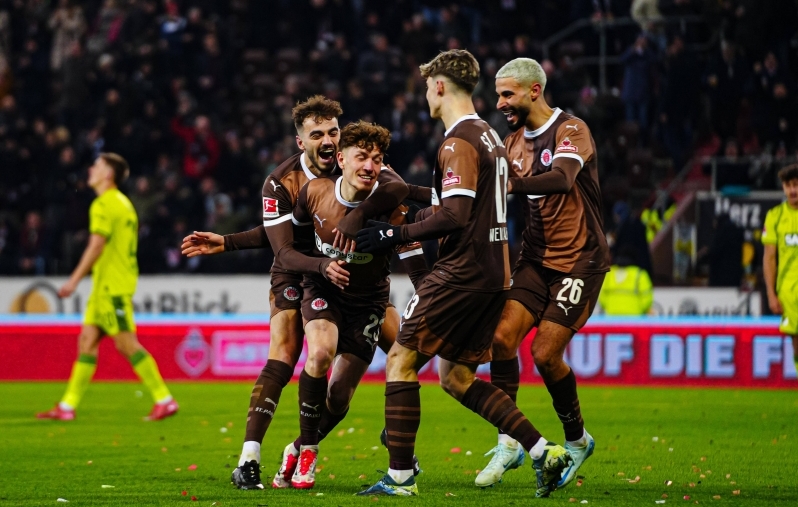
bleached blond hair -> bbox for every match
[495,58,547,91]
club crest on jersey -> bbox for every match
[540,149,553,166]
[283,286,300,301]
[263,197,279,218]
[442,167,461,187]
[557,137,578,153]
[311,298,328,311]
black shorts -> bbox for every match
[508,260,605,332]
[397,277,506,366]
[270,271,303,316]
[300,277,389,365]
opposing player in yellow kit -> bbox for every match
[763,164,798,373]
[37,153,178,421]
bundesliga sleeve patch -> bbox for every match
[556,137,578,153]
[442,167,461,187]
[263,197,279,218]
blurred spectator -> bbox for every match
[17,211,50,275]
[48,0,86,71]
[170,115,220,181]
[611,201,652,275]
[599,246,654,316]
[620,34,656,141]
[701,213,744,287]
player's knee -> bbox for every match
[305,347,335,375]
[77,333,96,355]
[532,346,560,374]
[491,329,517,359]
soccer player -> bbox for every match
[181,96,410,490]
[37,153,178,421]
[763,164,798,374]
[262,121,427,489]
[474,58,609,489]
[356,50,571,498]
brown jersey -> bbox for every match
[262,153,320,273]
[425,114,511,292]
[505,108,610,273]
[293,177,422,299]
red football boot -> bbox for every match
[144,399,179,421]
[36,404,75,421]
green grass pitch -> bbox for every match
[1,382,796,506]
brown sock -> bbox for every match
[545,369,584,442]
[461,378,542,452]
[385,381,420,471]
[298,370,328,446]
[491,358,520,436]
[244,359,294,442]
[293,405,349,450]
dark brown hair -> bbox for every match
[419,49,480,94]
[291,95,343,130]
[778,164,798,183]
[99,152,130,186]
[339,121,391,153]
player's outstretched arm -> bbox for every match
[335,166,409,239]
[508,161,579,196]
[59,233,106,297]
[356,196,472,253]
[182,227,272,257]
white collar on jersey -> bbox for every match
[335,176,380,208]
[524,108,562,139]
[444,113,482,136]
[300,153,319,180]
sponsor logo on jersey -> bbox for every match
[556,137,579,153]
[315,233,374,264]
[442,167,461,187]
[283,286,300,301]
[311,298,328,311]
[263,197,279,218]
[786,233,798,246]
[540,149,553,166]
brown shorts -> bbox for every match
[508,260,605,332]
[397,278,507,366]
[300,277,389,365]
[270,271,304,316]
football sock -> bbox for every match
[244,359,294,443]
[545,369,584,442]
[130,350,171,403]
[461,378,543,453]
[384,381,420,471]
[388,468,414,484]
[529,437,547,459]
[490,358,520,440]
[298,370,327,446]
[566,429,588,448]
[293,404,349,451]
[239,441,260,466]
[60,354,97,409]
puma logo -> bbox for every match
[564,124,578,131]
[269,180,281,191]
[512,159,523,170]
[314,214,327,228]
[379,230,387,240]
[301,402,320,412]
[444,143,456,152]
[264,398,276,407]
[557,302,573,315]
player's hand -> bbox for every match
[356,220,402,254]
[768,293,783,315]
[58,279,78,298]
[507,178,513,194]
[332,228,356,254]
[325,259,350,290]
[181,231,225,257]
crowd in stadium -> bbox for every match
[0,0,796,277]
